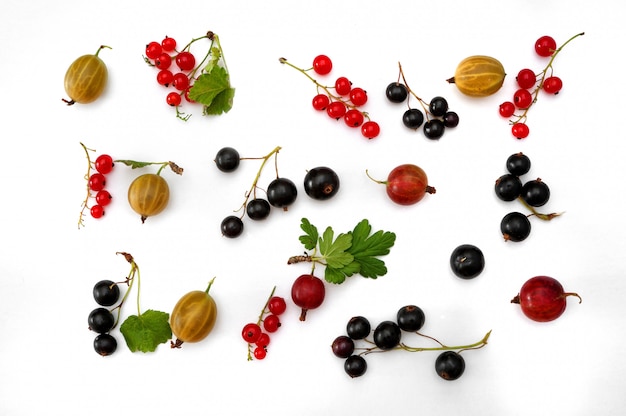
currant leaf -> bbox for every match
[119,309,172,353]
[299,218,319,250]
[188,66,231,107]
[202,87,235,115]
[318,227,353,269]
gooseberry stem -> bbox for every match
[113,159,184,176]
[95,45,112,57]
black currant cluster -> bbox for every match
[88,279,123,356]
[331,306,488,380]
[495,152,561,242]
[386,63,459,139]
[215,146,340,238]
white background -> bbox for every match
[1,0,624,415]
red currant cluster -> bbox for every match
[79,143,114,227]
[279,55,380,140]
[499,32,584,139]
[241,287,287,360]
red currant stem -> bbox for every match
[517,197,564,221]
[510,32,584,126]
[246,285,277,360]
[78,142,96,229]
[397,62,432,121]
[360,330,491,355]
[175,105,191,122]
[234,146,282,214]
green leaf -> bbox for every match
[346,219,396,279]
[203,46,221,74]
[115,160,155,169]
[318,227,353,269]
[324,267,347,284]
[202,87,235,115]
[298,218,318,250]
[188,66,231,107]
[119,309,172,353]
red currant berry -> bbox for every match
[499,101,516,118]
[312,94,330,111]
[513,89,533,109]
[268,296,287,315]
[156,69,174,86]
[361,121,380,139]
[516,68,537,89]
[512,123,530,139]
[334,77,352,95]
[88,173,106,192]
[344,109,364,127]
[349,87,368,106]
[312,55,332,75]
[184,88,195,103]
[256,332,270,348]
[263,314,281,333]
[326,101,347,119]
[145,42,162,60]
[242,323,262,343]
[175,51,196,71]
[95,154,114,174]
[155,53,172,70]
[543,76,563,94]
[253,346,267,360]
[90,205,105,219]
[95,190,112,206]
[166,92,182,107]
[161,36,177,52]
[535,35,557,57]
[172,73,190,91]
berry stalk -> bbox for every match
[360,329,491,355]
[246,286,277,361]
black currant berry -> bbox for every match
[495,174,523,201]
[344,355,367,378]
[450,244,485,279]
[246,198,271,220]
[346,316,371,340]
[402,108,424,129]
[331,335,355,358]
[429,96,449,117]
[304,166,340,200]
[267,177,298,209]
[214,147,240,173]
[435,351,465,381]
[221,215,244,238]
[386,82,408,103]
[423,119,445,140]
[396,305,425,332]
[500,212,531,242]
[88,307,115,334]
[521,179,550,207]
[443,111,459,128]
[93,280,120,306]
[373,320,402,350]
[94,333,117,356]
[506,152,531,176]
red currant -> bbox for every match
[312,55,332,75]
[88,173,106,192]
[161,36,177,52]
[90,205,104,219]
[361,121,380,139]
[516,68,537,89]
[312,94,330,111]
[95,190,112,206]
[334,77,352,95]
[326,101,347,119]
[349,87,368,106]
[499,101,516,117]
[535,35,557,57]
[95,154,114,174]
[156,69,174,86]
[242,323,262,343]
[184,87,195,103]
[253,346,267,360]
[172,73,190,91]
[256,333,270,348]
[263,314,281,333]
[166,91,182,107]
[268,296,287,315]
[543,76,563,94]
[512,123,530,139]
[175,51,196,71]
[145,41,162,60]
[513,89,533,109]
[344,109,364,127]
[155,53,172,70]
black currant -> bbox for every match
[346,316,371,340]
[443,111,459,128]
[88,307,115,334]
[402,108,424,129]
[435,351,465,381]
[215,147,240,172]
[373,320,401,350]
[521,179,550,207]
[94,333,117,356]
[396,305,425,332]
[221,215,244,238]
[495,174,523,201]
[385,82,408,103]
[429,96,449,117]
[304,166,340,200]
[344,355,367,378]
[506,152,531,176]
[500,212,531,242]
[331,335,355,358]
[93,280,120,306]
[450,244,485,279]
[423,119,445,140]
[267,177,298,209]
[246,198,271,220]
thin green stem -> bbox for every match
[78,142,95,229]
[397,62,432,121]
[247,285,277,361]
[95,45,112,57]
[360,330,491,356]
[517,196,563,221]
[235,146,282,216]
[205,277,217,294]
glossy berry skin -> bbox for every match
[254,346,267,360]
[304,166,340,200]
[267,178,298,209]
[423,119,445,140]
[215,147,240,173]
[90,205,105,219]
[334,77,352,95]
[332,335,355,358]
[373,321,401,350]
[450,244,485,279]
[506,153,531,176]
[93,280,120,306]
[88,308,115,334]
[499,102,516,118]
[429,96,449,117]
[172,73,190,91]
[95,154,114,174]
[93,333,117,356]
[242,323,262,343]
[161,36,177,52]
[157,69,174,86]
[127,173,169,223]
[291,274,325,321]
[443,111,460,128]
[166,92,182,106]
[268,296,287,315]
[175,51,196,71]
[543,76,563,94]
[312,55,332,75]
[145,42,162,60]
[396,305,425,332]
[326,101,347,119]
[402,108,424,129]
[511,275,581,322]
[381,164,435,206]
[221,215,244,238]
[535,35,557,57]
[346,316,371,340]
[64,47,109,105]
[89,173,106,192]
[513,89,533,109]
[256,333,270,348]
[95,190,112,206]
[521,179,550,207]
[170,288,218,345]
[495,174,523,201]
[435,351,465,380]
[516,68,537,89]
[386,82,408,103]
[312,94,330,111]
[349,88,368,106]
[246,198,271,220]
[344,109,364,127]
[500,212,531,242]
[155,53,172,70]
[361,121,380,139]
[263,314,281,333]
[344,355,367,378]
[512,123,530,139]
